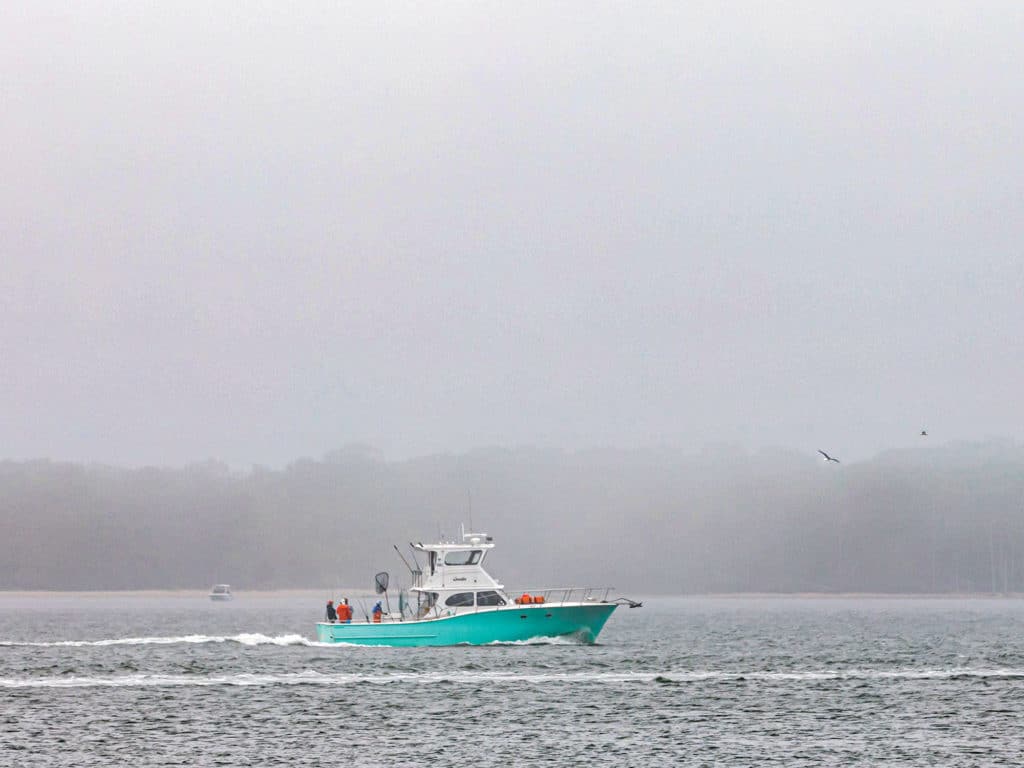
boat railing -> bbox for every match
[505,586,614,606]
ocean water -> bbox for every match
[3,595,1024,766]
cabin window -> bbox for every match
[476,590,506,606]
[444,592,475,607]
[444,550,482,566]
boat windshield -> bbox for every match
[444,550,482,566]
[212,585,230,594]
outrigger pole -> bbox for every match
[392,546,418,619]
[393,544,415,575]
[406,544,424,617]
[407,544,422,572]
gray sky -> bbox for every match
[2,1,1023,467]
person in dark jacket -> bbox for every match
[325,600,337,622]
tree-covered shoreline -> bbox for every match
[3,441,1023,594]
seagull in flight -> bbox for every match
[818,450,840,463]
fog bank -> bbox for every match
[3,440,1023,594]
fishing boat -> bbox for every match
[316,530,640,647]
[208,584,233,601]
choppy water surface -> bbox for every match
[4,595,1024,766]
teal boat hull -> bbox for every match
[316,603,617,647]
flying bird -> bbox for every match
[817,450,840,463]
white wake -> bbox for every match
[0,633,325,648]
[2,668,1022,689]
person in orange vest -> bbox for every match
[337,598,352,624]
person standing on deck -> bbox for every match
[325,600,337,622]
[337,598,352,623]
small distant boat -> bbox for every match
[209,584,233,601]
[316,529,641,647]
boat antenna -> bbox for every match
[468,489,473,534]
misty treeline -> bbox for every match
[3,440,1024,593]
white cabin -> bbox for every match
[409,531,511,617]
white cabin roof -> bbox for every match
[411,531,494,552]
